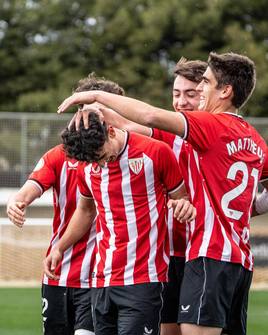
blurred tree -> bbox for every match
[0,0,268,116]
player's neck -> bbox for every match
[114,128,127,153]
[211,102,237,115]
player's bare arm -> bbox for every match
[43,196,96,280]
[168,186,196,222]
[57,90,186,137]
[69,103,151,136]
[6,181,42,228]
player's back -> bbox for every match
[183,111,266,270]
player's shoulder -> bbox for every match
[129,131,171,151]
[45,144,66,158]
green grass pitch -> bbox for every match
[0,288,267,334]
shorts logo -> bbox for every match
[68,161,78,169]
[128,158,143,175]
[181,304,190,313]
[143,326,153,335]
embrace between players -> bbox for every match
[7,52,268,335]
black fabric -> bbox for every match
[42,284,94,335]
[161,256,185,323]
[91,283,164,335]
[177,257,252,335]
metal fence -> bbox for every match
[0,112,71,187]
[0,112,268,188]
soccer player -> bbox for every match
[6,74,125,335]
[68,58,207,335]
[43,111,196,335]
[56,51,267,335]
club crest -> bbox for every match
[128,158,143,175]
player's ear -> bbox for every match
[108,125,116,139]
[221,84,233,100]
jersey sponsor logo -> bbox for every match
[128,158,144,175]
[143,326,153,335]
[91,165,101,175]
[180,304,190,313]
[33,158,45,172]
[67,161,78,169]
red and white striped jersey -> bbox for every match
[181,111,266,271]
[78,132,183,287]
[29,144,96,288]
[152,129,189,257]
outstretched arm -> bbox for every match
[69,103,152,136]
[7,181,42,228]
[43,196,96,280]
[58,91,185,137]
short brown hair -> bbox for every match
[74,72,125,96]
[174,57,207,83]
[208,52,256,108]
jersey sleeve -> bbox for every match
[152,128,177,148]
[28,148,60,193]
[181,111,219,152]
[156,141,183,194]
[260,147,268,181]
[77,164,93,199]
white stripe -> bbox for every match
[80,219,97,288]
[195,150,215,257]
[59,186,82,286]
[91,229,103,288]
[100,168,116,287]
[120,147,138,285]
[84,165,102,288]
[198,187,214,257]
[180,113,188,140]
[185,150,195,260]
[143,153,160,282]
[168,135,183,256]
[27,180,43,195]
[197,258,207,324]
[229,221,247,267]
[167,209,174,256]
[172,136,183,159]
[43,162,69,285]
[57,162,72,286]
[218,218,232,262]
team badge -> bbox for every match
[128,158,143,175]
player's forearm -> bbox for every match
[7,182,41,207]
[57,207,96,253]
[95,91,184,136]
[101,106,151,136]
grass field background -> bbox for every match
[0,288,267,335]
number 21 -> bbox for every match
[221,161,259,220]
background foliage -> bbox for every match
[1,0,268,116]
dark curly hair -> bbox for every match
[62,112,108,162]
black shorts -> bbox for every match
[177,257,252,335]
[161,256,185,323]
[91,282,164,335]
[42,284,94,335]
